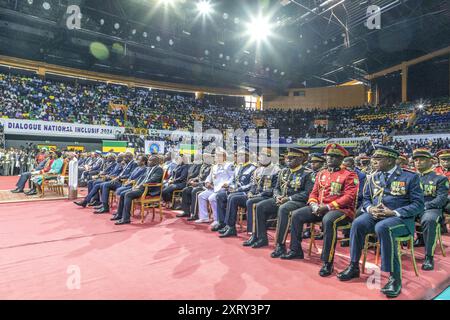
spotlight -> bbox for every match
[42,1,51,10]
[246,14,273,42]
[197,0,212,15]
[417,104,424,110]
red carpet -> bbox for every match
[0,176,449,300]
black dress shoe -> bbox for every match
[25,190,37,196]
[176,212,190,218]
[115,220,131,225]
[319,262,334,277]
[11,189,23,193]
[251,238,269,248]
[88,201,101,207]
[337,263,360,281]
[211,223,226,232]
[218,226,230,234]
[381,275,402,298]
[93,204,104,210]
[243,235,258,247]
[414,236,425,247]
[219,227,237,238]
[281,250,304,260]
[340,240,350,247]
[302,230,311,239]
[74,201,87,208]
[187,216,198,221]
[422,255,434,271]
[270,244,286,258]
[94,208,110,214]
[110,215,121,221]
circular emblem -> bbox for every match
[149,143,160,154]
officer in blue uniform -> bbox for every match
[215,148,256,232]
[412,148,449,270]
[337,146,424,298]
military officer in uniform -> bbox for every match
[435,149,450,214]
[337,146,424,298]
[241,148,281,242]
[284,144,359,278]
[218,148,279,238]
[412,148,449,270]
[243,147,313,253]
[215,148,257,232]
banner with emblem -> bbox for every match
[144,140,165,155]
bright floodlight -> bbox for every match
[197,0,212,15]
[247,15,272,42]
[418,104,424,110]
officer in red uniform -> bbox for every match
[282,143,359,277]
[435,149,450,213]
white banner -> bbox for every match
[145,140,165,154]
[0,118,125,139]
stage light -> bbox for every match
[197,0,212,15]
[418,104,424,110]
[42,2,51,10]
[246,15,273,43]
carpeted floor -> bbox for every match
[0,176,86,204]
[0,176,449,300]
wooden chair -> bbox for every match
[415,221,446,257]
[171,189,183,209]
[362,233,419,277]
[308,222,352,257]
[109,179,133,209]
[41,159,69,198]
[237,207,247,232]
[132,170,166,223]
[362,233,380,273]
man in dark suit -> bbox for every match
[112,155,164,225]
[337,146,424,298]
[161,155,189,205]
[94,152,138,214]
[11,156,48,193]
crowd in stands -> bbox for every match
[1,72,449,144]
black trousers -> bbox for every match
[16,172,32,190]
[224,193,248,227]
[290,206,351,263]
[117,189,145,222]
[255,198,305,241]
[246,196,268,233]
[162,183,186,202]
[274,201,307,245]
[181,186,194,215]
[419,209,443,257]
[190,186,205,218]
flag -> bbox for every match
[102,141,127,153]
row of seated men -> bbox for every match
[10,150,65,196]
[174,145,449,298]
[64,144,450,298]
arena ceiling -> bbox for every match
[0,0,449,94]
